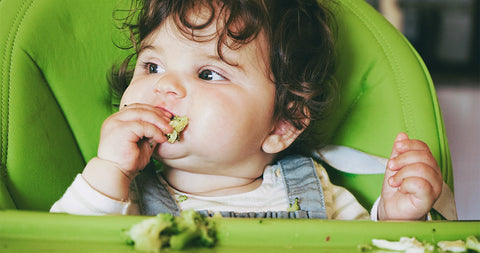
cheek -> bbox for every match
[119,81,151,106]
[119,84,137,105]
[191,91,275,146]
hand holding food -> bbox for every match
[96,103,174,176]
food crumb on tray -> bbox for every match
[360,235,480,253]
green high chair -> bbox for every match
[1,0,454,219]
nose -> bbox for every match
[153,72,187,99]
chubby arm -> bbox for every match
[377,133,443,220]
[82,103,173,201]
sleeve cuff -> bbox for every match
[370,197,380,221]
[50,174,131,215]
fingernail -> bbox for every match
[388,160,395,169]
[388,177,395,186]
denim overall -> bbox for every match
[133,155,327,219]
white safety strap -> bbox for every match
[316,145,458,220]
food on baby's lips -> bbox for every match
[126,210,216,252]
[166,116,188,143]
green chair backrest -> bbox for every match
[0,0,452,212]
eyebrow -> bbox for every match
[206,54,245,73]
[138,43,246,74]
[138,44,160,56]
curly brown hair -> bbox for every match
[110,0,338,157]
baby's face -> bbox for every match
[120,17,276,178]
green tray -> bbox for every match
[1,210,478,252]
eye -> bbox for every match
[145,63,164,74]
[198,69,225,81]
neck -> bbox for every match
[161,167,263,196]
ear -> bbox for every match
[262,120,306,154]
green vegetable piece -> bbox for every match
[126,210,216,252]
[170,210,216,250]
[166,116,188,143]
[127,213,175,252]
[178,195,188,202]
[286,197,300,212]
[357,244,373,252]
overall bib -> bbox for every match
[133,155,327,219]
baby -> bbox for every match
[51,0,442,220]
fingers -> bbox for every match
[119,103,173,131]
[385,132,443,200]
[388,133,439,174]
[383,133,411,184]
[105,103,174,143]
[389,132,409,159]
[391,134,431,158]
[388,149,439,172]
[398,177,436,207]
[119,120,169,144]
[381,133,445,220]
[97,104,176,174]
[388,162,443,197]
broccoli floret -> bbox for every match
[126,210,217,252]
[169,210,216,250]
[127,213,175,252]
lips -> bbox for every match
[156,106,175,118]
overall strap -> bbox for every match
[278,155,327,219]
[133,163,181,216]
[197,210,324,219]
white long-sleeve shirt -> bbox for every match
[51,162,375,220]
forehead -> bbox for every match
[141,14,270,72]
[140,0,270,64]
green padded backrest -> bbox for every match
[327,0,452,207]
[0,0,452,211]
[0,0,128,210]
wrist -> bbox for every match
[376,196,430,221]
[82,157,133,201]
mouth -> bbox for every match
[155,106,175,118]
